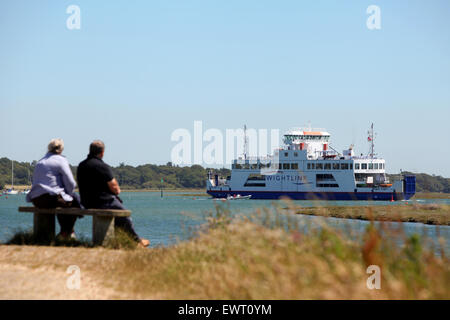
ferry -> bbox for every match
[206,124,415,201]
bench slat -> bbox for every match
[18,206,131,217]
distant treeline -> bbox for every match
[0,157,229,190]
[0,157,449,192]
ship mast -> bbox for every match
[368,123,376,159]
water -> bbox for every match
[0,192,449,254]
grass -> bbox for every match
[293,204,450,226]
[2,204,449,299]
[414,192,450,199]
[89,206,450,299]
[6,228,138,250]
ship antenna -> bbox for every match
[243,124,248,160]
[367,123,376,159]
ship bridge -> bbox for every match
[283,128,332,160]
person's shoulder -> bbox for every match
[53,153,67,161]
[49,153,70,164]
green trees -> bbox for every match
[0,157,230,189]
[0,157,34,186]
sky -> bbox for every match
[1,0,449,176]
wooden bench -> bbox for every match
[18,207,131,246]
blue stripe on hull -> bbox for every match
[207,190,411,201]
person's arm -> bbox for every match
[107,178,121,195]
[60,157,76,194]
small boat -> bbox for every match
[226,194,252,200]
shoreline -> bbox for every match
[292,204,450,226]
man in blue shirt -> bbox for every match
[26,139,81,239]
[77,140,149,247]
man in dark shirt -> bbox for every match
[77,140,149,247]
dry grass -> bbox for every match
[414,192,450,199]
[1,205,448,299]
[293,204,450,226]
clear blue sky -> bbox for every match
[1,0,449,176]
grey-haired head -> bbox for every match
[48,138,64,154]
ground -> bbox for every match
[0,245,126,299]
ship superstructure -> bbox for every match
[206,124,415,200]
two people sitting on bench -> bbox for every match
[26,138,150,247]
[77,140,150,247]
[26,139,81,239]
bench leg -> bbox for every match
[33,213,55,242]
[93,215,115,246]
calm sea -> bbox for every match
[0,192,449,254]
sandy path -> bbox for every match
[0,245,127,299]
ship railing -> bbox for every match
[352,156,383,160]
[286,127,327,133]
[234,156,276,163]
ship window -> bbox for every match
[311,163,315,169]
[355,163,360,170]
[316,174,335,181]
[283,163,290,170]
[316,163,323,170]
[369,163,373,170]
[294,152,298,157]
[341,163,349,170]
[279,163,282,170]
[374,163,378,169]
[307,163,311,170]
[284,152,288,157]
[316,183,339,188]
[361,163,367,170]
[291,163,299,170]
[350,163,353,170]
[324,163,331,170]
[333,163,339,170]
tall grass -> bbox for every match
[91,203,449,299]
